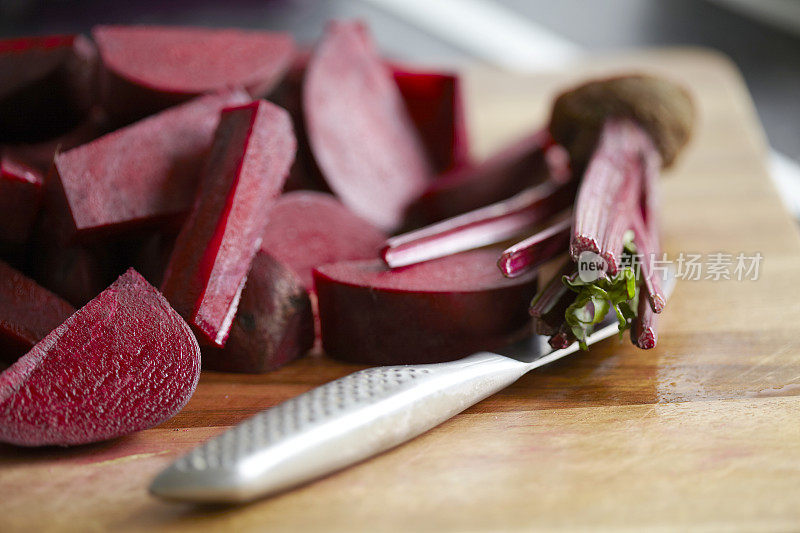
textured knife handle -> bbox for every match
[150,353,530,503]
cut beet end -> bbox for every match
[51,90,250,242]
[161,100,295,348]
[203,252,314,373]
[391,65,470,174]
[0,34,96,143]
[314,248,538,365]
[403,128,554,228]
[303,21,432,231]
[0,152,43,244]
[93,25,295,124]
[261,191,386,290]
[0,260,75,364]
[0,269,200,447]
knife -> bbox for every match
[150,315,638,504]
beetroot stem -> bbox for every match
[383,179,575,268]
[498,218,571,278]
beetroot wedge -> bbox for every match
[204,253,314,373]
[303,21,432,230]
[201,192,384,373]
[0,269,200,447]
[0,261,74,364]
[51,90,250,242]
[161,100,295,347]
[0,34,96,143]
[261,191,386,289]
[391,65,470,174]
[314,248,537,365]
[0,152,43,243]
[404,129,565,228]
[93,25,295,123]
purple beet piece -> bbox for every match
[0,152,43,244]
[314,248,537,365]
[391,65,470,174]
[261,191,386,289]
[0,260,74,364]
[403,129,559,228]
[51,90,250,242]
[93,25,295,124]
[303,21,432,231]
[0,269,200,447]
[161,100,295,347]
[0,34,96,143]
[203,253,314,373]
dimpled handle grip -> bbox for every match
[149,353,530,503]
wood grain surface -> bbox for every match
[2,48,800,532]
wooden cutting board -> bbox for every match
[3,48,800,532]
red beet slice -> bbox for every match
[203,253,314,373]
[314,248,538,364]
[0,260,74,364]
[51,90,250,242]
[161,100,295,347]
[0,34,96,143]
[303,21,432,230]
[93,25,295,124]
[261,191,386,289]
[0,269,200,447]
[404,129,562,228]
[392,65,470,174]
[0,152,43,244]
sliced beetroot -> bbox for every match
[161,100,295,347]
[0,260,74,364]
[261,191,386,289]
[0,269,200,447]
[51,90,250,241]
[203,253,314,373]
[0,152,43,243]
[303,21,432,230]
[0,34,96,143]
[93,25,295,124]
[403,129,563,228]
[392,65,470,174]
[314,248,538,364]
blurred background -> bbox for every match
[2,0,799,217]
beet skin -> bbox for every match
[0,269,200,447]
[314,248,538,364]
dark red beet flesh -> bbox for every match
[403,129,558,228]
[0,260,74,364]
[93,25,295,123]
[314,248,538,364]
[0,153,43,244]
[0,269,200,447]
[203,253,314,373]
[303,21,432,231]
[202,192,384,373]
[51,90,250,241]
[0,34,96,143]
[391,65,470,174]
[261,191,386,289]
[161,100,295,347]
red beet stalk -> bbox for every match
[497,217,571,278]
[570,119,653,274]
[631,211,666,313]
[383,179,575,268]
[529,259,576,336]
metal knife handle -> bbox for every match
[150,352,530,503]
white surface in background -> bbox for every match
[363,0,800,220]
